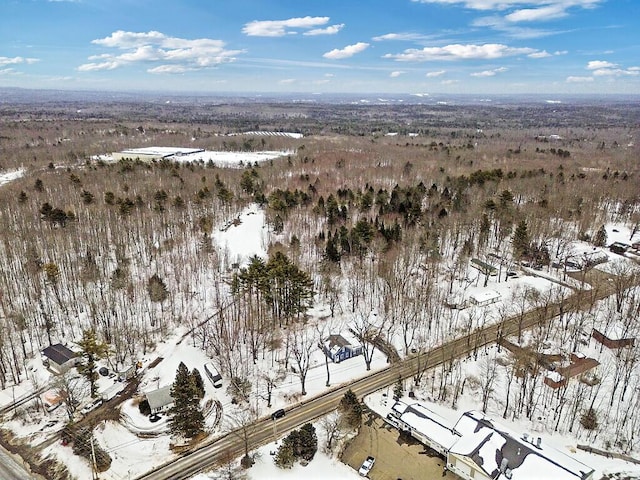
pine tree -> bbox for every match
[298,423,318,461]
[147,274,169,303]
[76,329,109,398]
[168,362,205,439]
[338,389,362,428]
[274,439,295,468]
[191,368,205,399]
[594,225,607,247]
[512,219,531,260]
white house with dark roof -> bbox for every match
[387,401,594,480]
[388,401,461,456]
[41,343,78,374]
[145,385,174,414]
[447,411,594,480]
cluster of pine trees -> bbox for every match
[274,423,318,468]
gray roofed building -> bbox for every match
[41,343,78,374]
[145,385,174,414]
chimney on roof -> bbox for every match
[536,437,542,448]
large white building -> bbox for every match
[112,147,205,162]
[388,401,594,480]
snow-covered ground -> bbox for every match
[93,150,293,167]
[0,168,25,187]
[2,203,639,480]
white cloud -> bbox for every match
[278,78,297,84]
[304,24,344,36]
[411,0,602,14]
[92,30,167,48]
[385,43,536,61]
[372,32,439,42]
[390,71,404,77]
[471,66,508,76]
[592,68,639,77]
[586,60,617,70]
[148,65,191,74]
[79,30,243,73]
[441,79,459,85]
[242,16,330,37]
[0,56,39,66]
[528,50,552,58]
[583,60,639,77]
[426,70,446,77]
[323,42,370,60]
[505,4,568,22]
[566,76,594,83]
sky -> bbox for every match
[1,0,639,95]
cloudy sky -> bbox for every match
[1,0,638,94]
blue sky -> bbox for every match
[1,0,638,94]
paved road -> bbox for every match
[0,445,35,480]
[136,269,618,480]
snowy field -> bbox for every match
[2,202,639,480]
[93,149,293,167]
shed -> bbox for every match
[42,343,78,374]
[469,290,501,307]
[145,385,174,414]
[470,258,497,276]
[609,242,629,255]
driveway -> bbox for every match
[341,412,450,480]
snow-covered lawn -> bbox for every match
[0,168,25,187]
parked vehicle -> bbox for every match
[359,456,375,476]
[271,408,285,420]
[204,363,223,388]
[80,398,103,415]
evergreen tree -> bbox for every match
[191,368,205,399]
[512,219,530,260]
[274,439,295,468]
[298,423,318,461]
[147,274,169,303]
[594,225,607,247]
[76,329,109,398]
[168,362,205,439]
[338,389,362,428]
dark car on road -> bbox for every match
[271,408,285,420]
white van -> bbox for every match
[204,363,223,388]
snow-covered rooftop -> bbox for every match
[452,411,594,480]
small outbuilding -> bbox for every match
[469,290,501,307]
[609,242,630,255]
[42,343,78,374]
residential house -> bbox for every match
[388,401,460,456]
[385,400,594,480]
[42,343,78,374]
[321,334,363,363]
[145,385,174,414]
[448,411,594,480]
[544,353,599,390]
